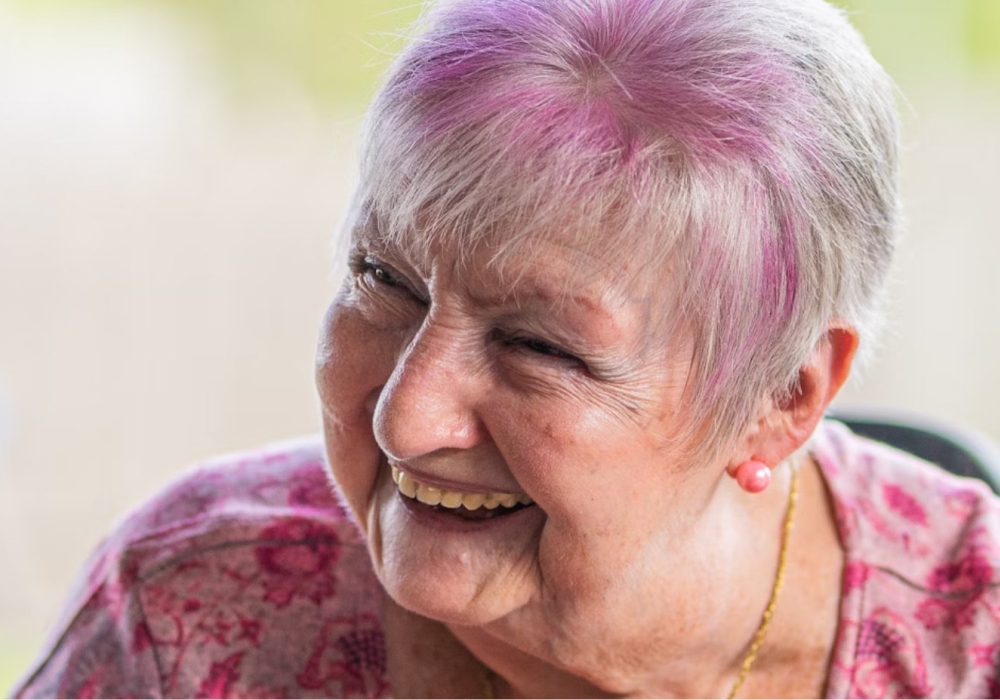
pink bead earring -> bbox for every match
[734,460,771,493]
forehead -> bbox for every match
[359,201,665,291]
[359,210,654,302]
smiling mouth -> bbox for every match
[391,465,534,519]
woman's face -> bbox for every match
[316,224,733,662]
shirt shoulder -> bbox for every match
[814,419,1000,698]
[13,436,390,699]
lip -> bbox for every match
[395,487,542,533]
[387,459,525,496]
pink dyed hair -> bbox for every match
[350,0,900,453]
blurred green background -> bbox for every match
[8,0,1000,109]
[1,0,998,693]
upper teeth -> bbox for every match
[391,465,534,510]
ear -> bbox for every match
[728,322,858,473]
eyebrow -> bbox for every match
[464,281,612,320]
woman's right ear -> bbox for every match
[726,321,858,494]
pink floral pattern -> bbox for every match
[255,518,342,608]
[11,422,1000,698]
[881,483,929,526]
[11,437,387,699]
[849,608,930,698]
[818,420,1000,697]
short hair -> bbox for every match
[350,0,900,455]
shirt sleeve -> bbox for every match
[11,538,163,699]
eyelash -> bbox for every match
[353,256,393,284]
[352,255,425,302]
[495,331,583,367]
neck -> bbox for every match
[450,604,760,698]
[460,466,799,698]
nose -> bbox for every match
[373,319,488,461]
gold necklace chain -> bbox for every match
[727,464,800,699]
[481,465,801,700]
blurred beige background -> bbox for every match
[0,0,998,690]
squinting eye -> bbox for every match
[499,332,581,365]
[351,254,429,306]
[371,265,399,286]
[352,255,402,288]
[522,338,570,358]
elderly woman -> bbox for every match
[14,0,1000,697]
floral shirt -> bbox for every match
[11,421,1000,698]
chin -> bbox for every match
[369,485,544,626]
[384,576,505,626]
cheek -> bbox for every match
[497,400,669,607]
[498,388,688,544]
[495,396,637,517]
[316,299,400,523]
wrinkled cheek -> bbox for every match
[502,399,642,582]
[500,400,612,519]
[315,300,397,528]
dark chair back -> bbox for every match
[827,406,1000,496]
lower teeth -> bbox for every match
[429,502,528,519]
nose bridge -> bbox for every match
[373,315,483,459]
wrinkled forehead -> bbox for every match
[351,193,674,309]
